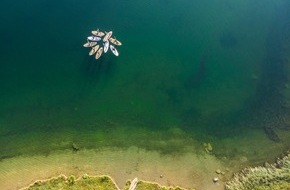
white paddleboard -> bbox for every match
[110,45,119,56]
[87,36,101,42]
[104,41,109,53]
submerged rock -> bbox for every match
[215,169,222,174]
[239,156,248,163]
[72,143,80,151]
[203,142,213,153]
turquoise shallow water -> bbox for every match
[0,0,290,160]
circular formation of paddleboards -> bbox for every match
[83,29,122,60]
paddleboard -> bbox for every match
[109,37,122,46]
[89,45,99,56]
[104,41,109,53]
[87,36,101,42]
[103,31,113,42]
[83,42,97,47]
[110,45,119,56]
[91,30,105,37]
[95,47,103,60]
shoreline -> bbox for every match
[1,127,289,190]
[20,174,186,190]
[18,150,290,190]
[0,146,233,190]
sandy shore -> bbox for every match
[0,146,232,190]
[1,127,289,190]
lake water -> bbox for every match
[0,0,290,163]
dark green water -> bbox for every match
[0,0,290,159]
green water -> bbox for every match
[0,0,290,161]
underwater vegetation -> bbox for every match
[226,151,290,190]
[23,174,187,190]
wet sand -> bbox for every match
[0,147,231,190]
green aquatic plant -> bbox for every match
[124,179,187,190]
[23,174,188,190]
[67,175,76,185]
[226,152,290,190]
[24,175,119,190]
